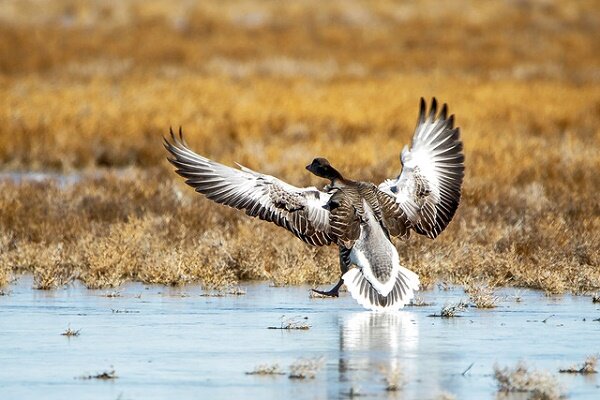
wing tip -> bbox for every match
[429,97,438,120]
[165,126,188,147]
[418,97,455,124]
[418,98,426,123]
[440,103,448,120]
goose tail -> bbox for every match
[342,265,420,311]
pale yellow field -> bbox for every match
[0,0,598,292]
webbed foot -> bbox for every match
[311,288,340,297]
[311,279,344,297]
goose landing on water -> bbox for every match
[164,98,464,311]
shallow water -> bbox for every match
[1,277,599,400]
[0,169,135,187]
[0,171,82,186]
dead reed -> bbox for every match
[288,357,325,379]
[466,285,499,309]
[78,369,118,380]
[494,362,563,400]
[245,364,285,376]
[61,326,81,337]
[268,316,311,330]
[407,296,434,307]
[0,1,598,292]
[559,355,598,374]
[430,300,469,318]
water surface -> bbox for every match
[1,277,599,399]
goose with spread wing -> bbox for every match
[164,98,464,311]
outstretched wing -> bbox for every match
[379,98,464,239]
[164,129,334,246]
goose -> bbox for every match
[164,98,464,311]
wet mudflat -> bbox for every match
[1,276,599,399]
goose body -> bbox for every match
[164,98,464,311]
[344,199,420,310]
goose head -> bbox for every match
[306,158,343,181]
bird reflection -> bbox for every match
[336,312,419,388]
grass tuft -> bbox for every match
[61,326,81,337]
[494,362,563,400]
[288,357,325,379]
[78,369,118,380]
[200,286,246,297]
[268,315,311,330]
[430,300,468,318]
[466,285,499,309]
[559,355,598,374]
[245,364,285,376]
[407,296,433,307]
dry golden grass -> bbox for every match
[0,1,599,291]
[0,173,337,288]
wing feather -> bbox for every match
[379,98,465,239]
[164,128,334,246]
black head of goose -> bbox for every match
[306,158,344,182]
[164,98,464,311]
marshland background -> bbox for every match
[0,0,598,293]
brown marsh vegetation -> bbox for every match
[466,284,499,308]
[268,316,312,330]
[0,1,599,293]
[61,326,81,337]
[288,357,325,380]
[245,364,286,376]
[245,357,325,380]
[78,369,118,380]
[432,301,469,318]
[559,355,598,375]
[494,362,563,399]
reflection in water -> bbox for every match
[341,312,419,355]
[336,312,420,395]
